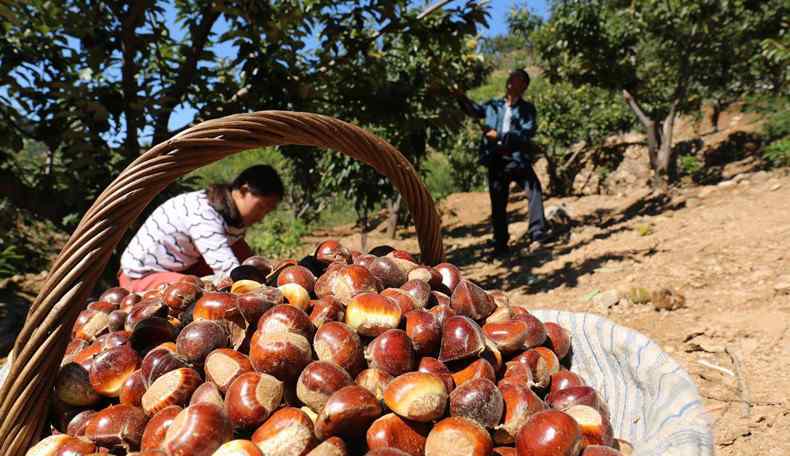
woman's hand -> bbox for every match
[485,129,497,141]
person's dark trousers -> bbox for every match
[487,160,547,251]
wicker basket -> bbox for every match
[0,111,444,455]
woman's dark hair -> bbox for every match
[207,165,284,227]
[509,68,530,88]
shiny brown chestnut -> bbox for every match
[437,316,485,363]
[366,413,429,456]
[108,310,128,332]
[345,292,402,337]
[368,257,407,289]
[319,264,380,303]
[355,368,394,402]
[433,263,462,293]
[257,304,314,339]
[193,292,237,321]
[119,369,147,407]
[277,265,317,293]
[353,253,377,269]
[404,310,440,356]
[119,293,143,314]
[176,319,230,365]
[315,385,383,440]
[309,296,345,328]
[130,316,178,354]
[482,319,531,354]
[72,309,110,342]
[26,435,97,455]
[428,302,454,328]
[190,381,225,409]
[297,361,353,414]
[55,362,101,407]
[67,410,97,437]
[142,367,202,416]
[315,240,352,265]
[511,312,547,349]
[100,287,130,306]
[450,279,496,321]
[485,306,513,325]
[161,403,233,456]
[226,371,284,431]
[162,281,201,313]
[237,286,282,325]
[511,347,560,389]
[365,329,416,377]
[424,416,492,456]
[89,344,140,397]
[549,370,586,395]
[141,346,190,388]
[417,357,454,393]
[87,300,117,313]
[383,372,448,423]
[205,348,254,394]
[407,266,445,292]
[141,405,182,450]
[84,404,147,452]
[448,378,503,428]
[277,283,312,312]
[544,322,572,360]
[249,329,312,382]
[251,407,317,456]
[213,439,265,456]
[399,280,431,309]
[451,358,496,387]
[500,361,534,389]
[565,405,615,448]
[496,382,547,444]
[515,409,582,456]
[313,321,366,377]
[243,255,274,276]
[546,386,610,419]
[125,299,168,332]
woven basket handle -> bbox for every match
[0,111,443,455]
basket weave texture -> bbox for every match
[0,111,444,455]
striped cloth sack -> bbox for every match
[532,310,714,455]
[0,311,713,454]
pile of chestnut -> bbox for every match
[34,240,631,456]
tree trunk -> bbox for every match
[656,107,679,184]
[623,90,665,189]
[385,194,401,240]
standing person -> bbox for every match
[118,165,283,291]
[455,68,548,256]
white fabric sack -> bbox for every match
[532,310,714,456]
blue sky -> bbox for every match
[166,1,550,132]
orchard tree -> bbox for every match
[533,0,786,186]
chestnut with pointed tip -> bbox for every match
[213,439,264,456]
[190,381,225,409]
[450,279,496,321]
[366,413,429,456]
[438,316,485,363]
[315,385,383,440]
[544,322,572,360]
[297,361,353,414]
[365,329,416,377]
[424,416,492,456]
[355,368,394,402]
[72,309,110,342]
[225,372,284,431]
[383,372,448,423]
[381,288,416,314]
[161,403,233,456]
[429,301,454,327]
[84,404,147,452]
[119,369,147,407]
[141,405,182,450]
[89,344,140,397]
[451,358,496,387]
[565,405,615,448]
[26,434,97,456]
[249,330,312,382]
[549,370,586,395]
[497,382,547,444]
[500,362,534,389]
[448,378,503,428]
[511,312,547,349]
[251,407,317,456]
[313,322,366,377]
[309,296,345,328]
[485,306,513,325]
[142,367,202,416]
[163,282,201,313]
[515,410,583,456]
[204,348,254,394]
[399,280,431,309]
[404,310,440,356]
[257,304,314,339]
[417,357,454,393]
[176,319,230,365]
[345,292,402,337]
[55,362,101,407]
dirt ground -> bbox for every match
[309,168,790,455]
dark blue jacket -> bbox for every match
[459,97,538,167]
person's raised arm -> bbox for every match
[454,90,486,119]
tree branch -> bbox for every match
[622,89,653,129]
[152,4,220,145]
